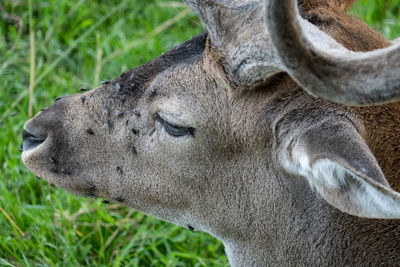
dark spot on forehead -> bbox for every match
[129,144,137,154]
[111,31,207,99]
[133,110,141,117]
[86,128,95,135]
[149,88,158,98]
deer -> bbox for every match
[21,0,400,265]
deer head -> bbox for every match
[21,0,400,265]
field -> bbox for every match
[1,0,400,266]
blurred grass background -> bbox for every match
[0,0,399,266]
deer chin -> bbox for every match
[23,152,105,199]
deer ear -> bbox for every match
[281,120,400,219]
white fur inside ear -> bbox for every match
[282,147,400,219]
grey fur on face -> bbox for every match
[21,0,400,266]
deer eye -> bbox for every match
[155,114,193,137]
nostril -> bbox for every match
[22,129,47,152]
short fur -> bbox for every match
[300,1,400,191]
[299,0,390,51]
[22,0,400,266]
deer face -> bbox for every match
[21,33,276,235]
[22,0,400,251]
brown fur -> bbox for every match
[299,0,390,51]
[21,0,400,266]
[359,104,400,191]
[299,1,400,191]
[299,0,357,12]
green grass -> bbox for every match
[0,0,399,266]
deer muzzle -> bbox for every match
[22,128,47,152]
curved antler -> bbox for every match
[184,0,284,86]
[265,0,400,106]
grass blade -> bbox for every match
[28,0,36,118]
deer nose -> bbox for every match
[22,129,47,152]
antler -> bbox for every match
[265,0,400,106]
[184,0,283,86]
[184,0,346,87]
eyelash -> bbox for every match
[154,114,194,137]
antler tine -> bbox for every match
[265,0,400,106]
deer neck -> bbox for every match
[221,175,400,266]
